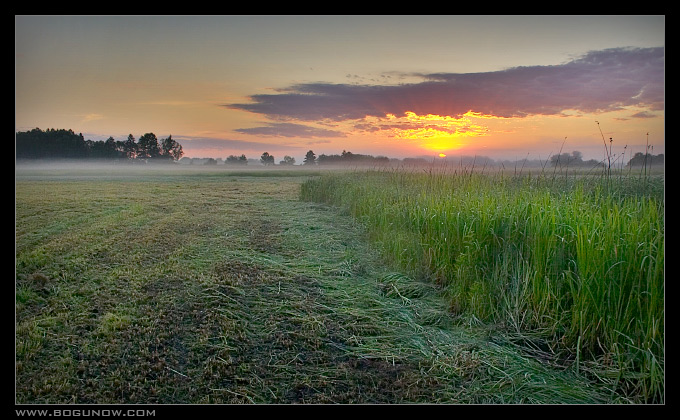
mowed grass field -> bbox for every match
[15,163,655,404]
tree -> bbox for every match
[550,150,584,167]
[87,136,121,159]
[627,152,664,167]
[15,128,88,159]
[303,150,316,165]
[137,133,160,159]
[226,154,248,165]
[260,152,275,166]
[122,134,137,159]
[160,135,184,161]
[279,155,296,165]
[15,128,187,162]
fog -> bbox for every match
[15,152,664,182]
[14,159,339,181]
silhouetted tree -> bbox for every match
[137,133,160,159]
[160,135,184,161]
[16,128,88,158]
[279,155,296,165]
[316,150,388,166]
[260,152,275,166]
[87,136,123,159]
[122,134,137,159]
[225,154,248,165]
[16,128,188,162]
[303,150,316,165]
[550,151,583,166]
[627,152,664,167]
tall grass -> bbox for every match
[301,168,664,402]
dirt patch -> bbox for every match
[244,218,282,254]
[213,260,270,285]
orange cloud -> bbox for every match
[381,111,491,152]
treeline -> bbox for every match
[549,151,603,167]
[549,150,664,168]
[236,150,391,166]
[316,150,390,166]
[15,128,184,161]
[179,150,392,167]
[627,151,664,167]
[16,128,663,169]
[180,153,295,166]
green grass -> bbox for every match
[16,164,633,404]
[301,168,664,403]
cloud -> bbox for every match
[226,47,664,122]
[234,122,347,138]
[629,111,657,119]
[80,113,104,123]
[139,100,199,107]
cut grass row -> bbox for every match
[300,168,664,403]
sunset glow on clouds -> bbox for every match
[15,16,664,162]
[222,46,664,159]
[388,112,492,152]
[229,47,664,121]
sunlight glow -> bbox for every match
[386,111,491,152]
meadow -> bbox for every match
[301,165,664,403]
[15,163,663,404]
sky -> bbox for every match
[15,15,665,163]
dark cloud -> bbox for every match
[227,84,388,121]
[226,47,664,122]
[234,122,346,138]
[629,111,657,119]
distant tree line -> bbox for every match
[626,151,664,167]
[549,151,602,167]
[179,150,390,167]
[16,128,183,161]
[315,150,389,166]
[226,154,248,165]
[18,129,663,170]
[183,149,665,169]
[549,150,664,169]
[251,150,391,166]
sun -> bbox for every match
[386,111,490,154]
[439,153,446,158]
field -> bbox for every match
[15,162,663,404]
[301,165,665,403]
